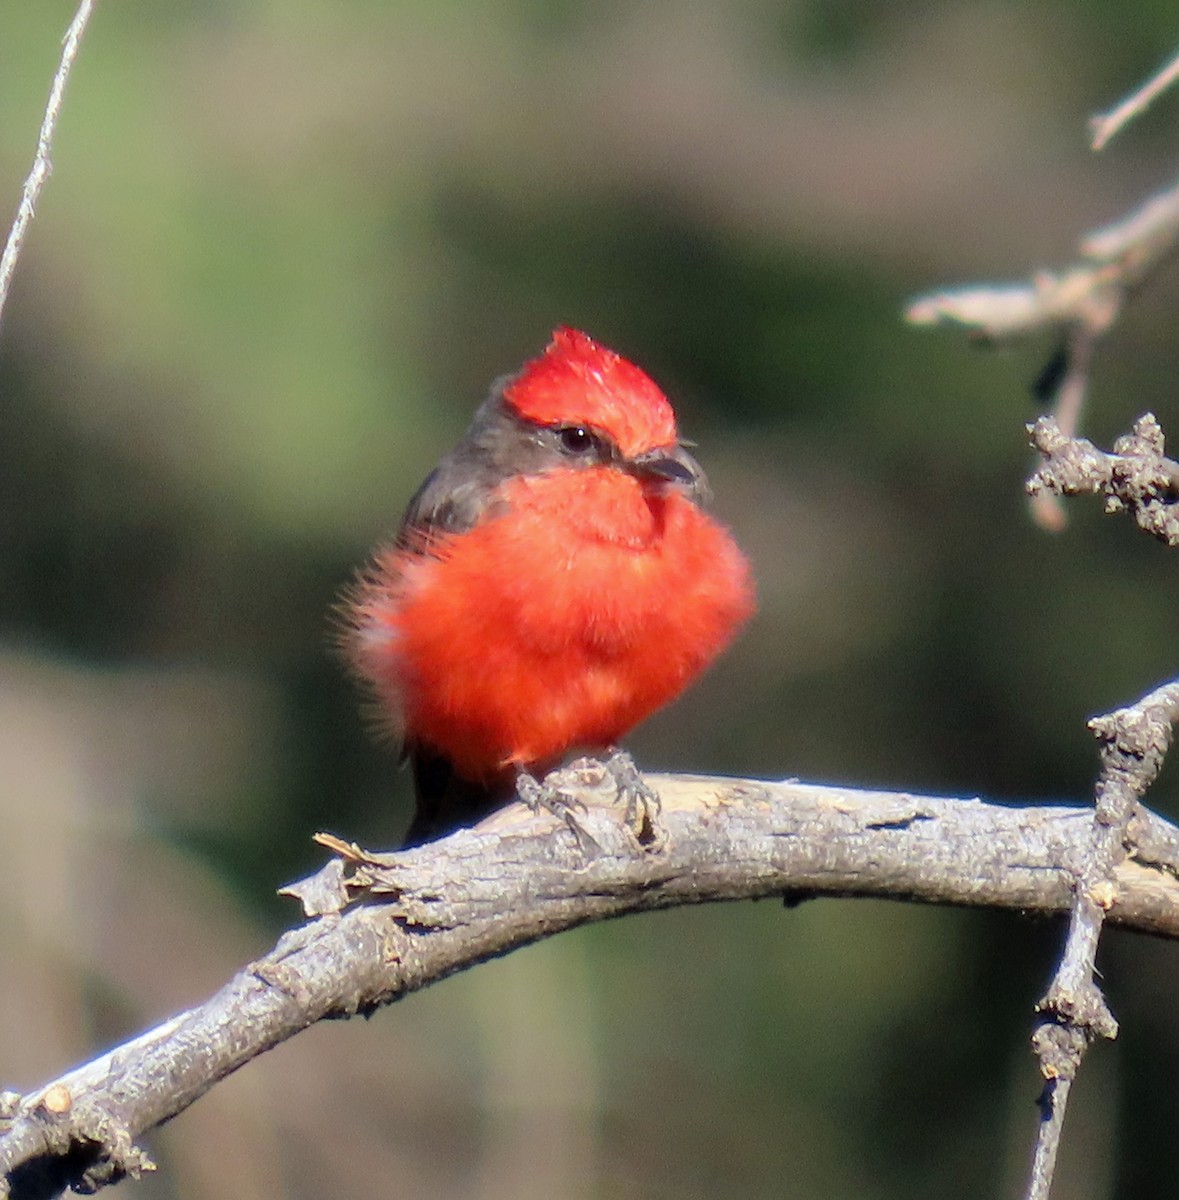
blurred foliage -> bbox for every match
[3,2,1179,1198]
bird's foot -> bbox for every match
[516,753,665,851]
[602,748,665,849]
[515,766,600,850]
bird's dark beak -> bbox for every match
[630,443,713,506]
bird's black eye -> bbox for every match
[559,426,595,454]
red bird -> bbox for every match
[344,328,754,846]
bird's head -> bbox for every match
[501,327,710,502]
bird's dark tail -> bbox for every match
[402,748,516,848]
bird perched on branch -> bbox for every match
[343,327,754,846]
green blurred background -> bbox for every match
[3,3,1179,1197]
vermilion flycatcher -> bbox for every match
[344,328,754,845]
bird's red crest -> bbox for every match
[503,328,678,459]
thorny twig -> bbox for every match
[1026,680,1179,1200]
[0,0,98,331]
[1027,413,1179,546]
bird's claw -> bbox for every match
[603,749,666,849]
[515,754,665,851]
[515,767,600,850]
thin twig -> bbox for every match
[5,771,1179,1198]
[0,0,97,331]
[1091,47,1179,151]
[1025,679,1179,1200]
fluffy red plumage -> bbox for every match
[345,328,754,844]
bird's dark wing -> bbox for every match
[395,381,623,547]
[395,456,508,548]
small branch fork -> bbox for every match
[1026,680,1179,1200]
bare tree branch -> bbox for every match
[4,767,1179,1199]
[0,0,97,331]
